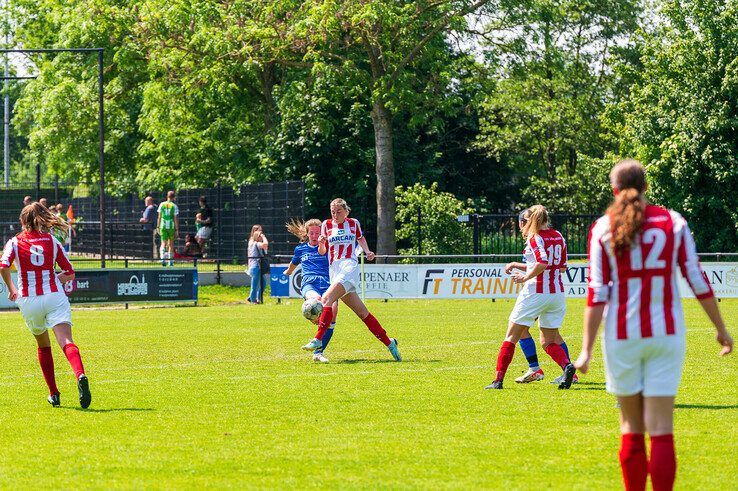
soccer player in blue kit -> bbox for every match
[284,219,338,363]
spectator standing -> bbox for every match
[258,242,271,304]
[195,196,214,254]
[39,198,48,208]
[157,191,179,267]
[247,225,268,304]
[52,204,73,253]
[23,196,33,206]
[139,196,157,259]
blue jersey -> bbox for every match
[291,243,330,291]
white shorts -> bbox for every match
[16,291,73,336]
[509,293,566,328]
[602,334,685,397]
[329,259,360,294]
[196,226,213,240]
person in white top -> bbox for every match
[574,160,733,491]
[300,198,401,361]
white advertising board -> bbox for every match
[282,263,738,300]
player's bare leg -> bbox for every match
[539,327,575,388]
[341,291,400,360]
[302,282,346,351]
[52,323,91,409]
[486,322,527,389]
[645,397,677,491]
[617,394,648,491]
[34,330,60,406]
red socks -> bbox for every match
[315,307,333,340]
[618,433,676,491]
[544,343,570,369]
[362,313,391,346]
[495,341,516,381]
[650,434,676,491]
[62,343,85,379]
[620,433,648,491]
[37,347,59,396]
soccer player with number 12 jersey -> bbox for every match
[575,160,733,491]
[0,203,91,408]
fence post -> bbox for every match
[216,259,221,285]
[417,205,422,256]
[124,258,129,309]
[472,214,480,258]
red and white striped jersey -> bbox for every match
[587,205,713,340]
[0,231,75,298]
[520,229,568,295]
[321,218,363,265]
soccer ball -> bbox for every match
[301,298,323,321]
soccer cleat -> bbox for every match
[302,338,322,351]
[47,393,60,407]
[77,374,92,409]
[312,352,329,363]
[558,364,576,390]
[551,373,579,385]
[515,368,544,383]
[388,338,402,361]
[484,380,503,390]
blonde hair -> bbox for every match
[607,159,647,255]
[521,205,549,239]
[19,203,68,236]
[286,218,322,242]
[330,198,350,213]
[249,224,263,242]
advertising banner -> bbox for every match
[0,269,198,308]
[274,263,738,300]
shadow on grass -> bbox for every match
[61,407,155,413]
[675,404,738,410]
[335,359,441,365]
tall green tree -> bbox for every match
[475,0,640,211]
[615,0,738,251]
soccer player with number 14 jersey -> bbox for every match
[0,203,91,408]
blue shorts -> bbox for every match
[301,279,329,299]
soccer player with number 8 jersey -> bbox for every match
[574,160,733,491]
[485,205,576,390]
[0,203,92,408]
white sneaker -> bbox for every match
[515,368,544,383]
[312,352,329,363]
[302,338,322,351]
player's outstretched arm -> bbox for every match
[357,236,374,261]
[698,296,733,356]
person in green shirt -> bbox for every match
[157,191,179,266]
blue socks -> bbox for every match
[518,337,539,370]
[315,323,335,354]
[561,341,570,361]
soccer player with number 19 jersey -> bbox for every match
[0,203,91,408]
[486,205,575,390]
[575,160,733,491]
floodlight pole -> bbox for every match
[0,48,107,266]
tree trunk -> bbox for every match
[371,99,397,258]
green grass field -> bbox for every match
[0,293,736,489]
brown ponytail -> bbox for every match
[607,159,647,255]
[522,205,549,239]
[19,203,68,236]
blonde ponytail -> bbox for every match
[286,218,321,242]
[522,205,549,240]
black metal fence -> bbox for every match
[1,181,305,260]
